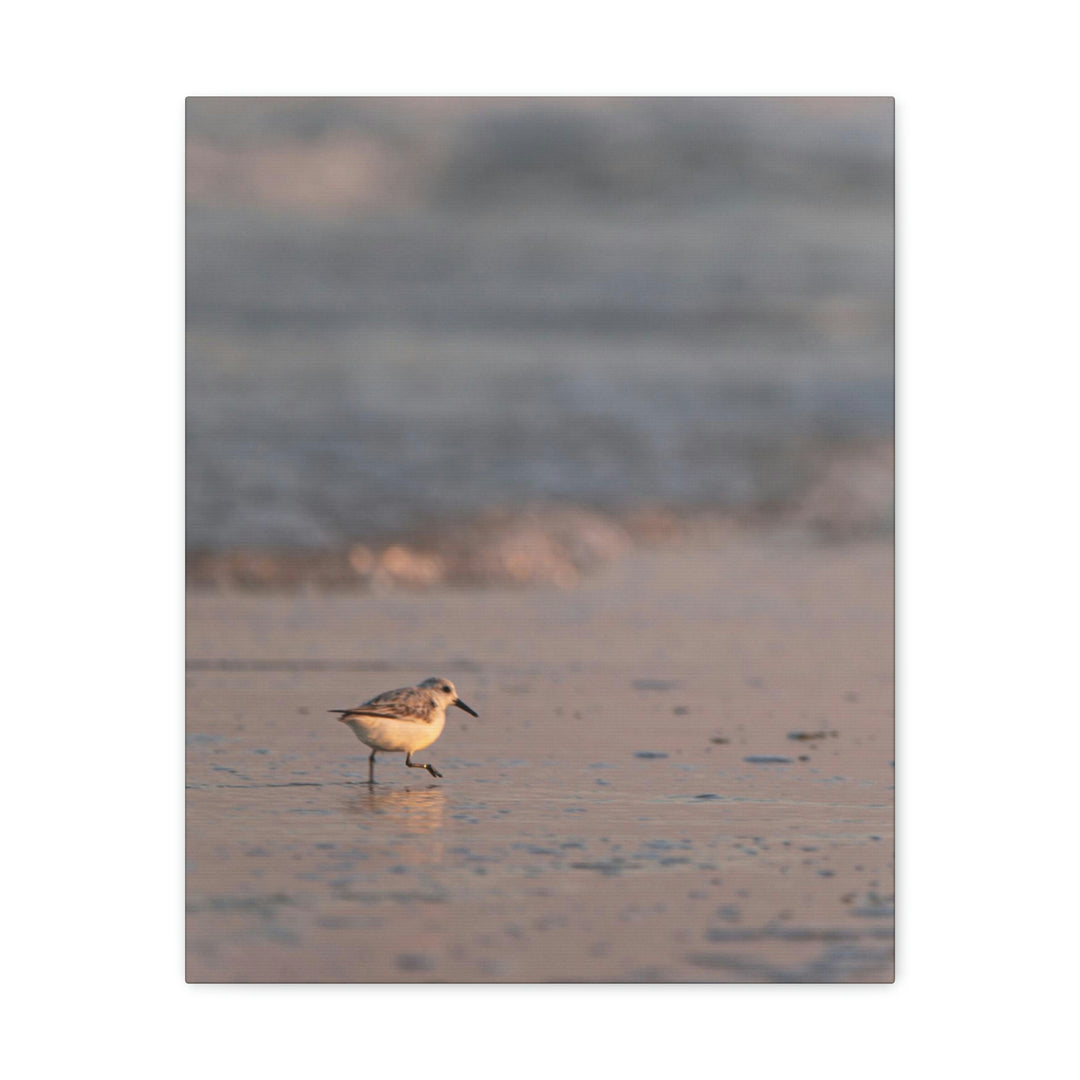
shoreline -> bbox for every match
[187,439,893,591]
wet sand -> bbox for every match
[186,526,894,982]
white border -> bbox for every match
[7,2,1076,1077]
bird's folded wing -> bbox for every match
[365,686,429,708]
[335,687,436,722]
[338,707,427,724]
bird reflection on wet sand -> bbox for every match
[345,786,447,837]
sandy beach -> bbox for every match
[186,524,894,982]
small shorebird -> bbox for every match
[329,676,478,783]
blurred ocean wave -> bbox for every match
[186,98,893,557]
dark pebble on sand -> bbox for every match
[635,751,669,760]
[743,755,794,764]
[396,954,434,972]
[633,679,679,691]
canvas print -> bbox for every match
[186,97,894,983]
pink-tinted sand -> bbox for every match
[186,526,894,982]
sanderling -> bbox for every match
[329,676,478,783]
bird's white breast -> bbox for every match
[345,710,446,753]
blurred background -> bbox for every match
[186,97,893,587]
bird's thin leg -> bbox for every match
[368,750,377,785]
[405,751,443,779]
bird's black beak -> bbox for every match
[453,698,478,717]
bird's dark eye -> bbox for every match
[442,685,451,693]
